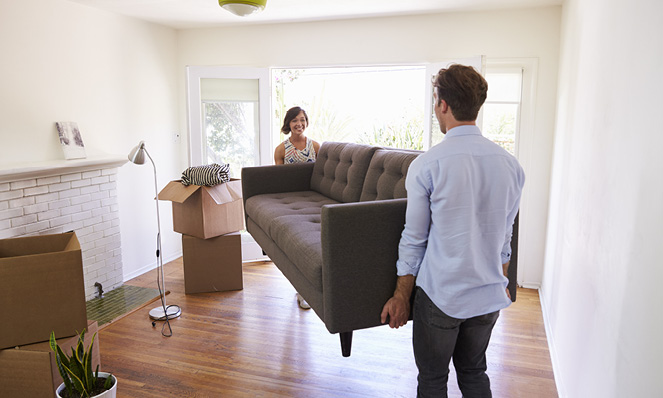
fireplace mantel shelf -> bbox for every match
[0,154,128,184]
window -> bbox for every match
[201,78,260,178]
[482,68,523,155]
[272,66,426,150]
[186,67,271,173]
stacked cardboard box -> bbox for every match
[0,232,98,397]
[159,179,244,294]
[0,320,100,398]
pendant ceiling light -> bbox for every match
[218,0,267,17]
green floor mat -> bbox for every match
[86,285,161,327]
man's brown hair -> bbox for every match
[432,64,488,122]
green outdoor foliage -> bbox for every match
[273,69,303,130]
[49,329,114,398]
[358,118,424,151]
[485,112,516,155]
[204,101,256,177]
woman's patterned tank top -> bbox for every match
[284,137,316,163]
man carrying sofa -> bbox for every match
[380,64,525,397]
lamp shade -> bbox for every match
[218,0,267,17]
[127,141,146,165]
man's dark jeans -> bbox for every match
[413,287,500,398]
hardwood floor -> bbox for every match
[98,258,557,397]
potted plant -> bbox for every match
[49,329,117,398]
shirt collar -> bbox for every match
[444,125,482,139]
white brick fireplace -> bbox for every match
[0,156,127,300]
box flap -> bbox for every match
[204,179,243,205]
[157,180,201,203]
[0,232,77,259]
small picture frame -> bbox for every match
[55,121,86,160]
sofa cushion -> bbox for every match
[244,191,339,289]
[360,148,421,201]
[310,142,379,203]
[269,214,325,290]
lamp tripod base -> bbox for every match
[149,305,182,320]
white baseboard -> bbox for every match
[122,251,182,282]
[538,286,566,398]
[520,282,541,289]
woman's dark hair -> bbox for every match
[432,64,488,121]
[281,106,309,134]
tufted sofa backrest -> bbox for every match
[311,142,379,203]
[359,148,421,201]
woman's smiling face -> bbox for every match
[289,111,308,136]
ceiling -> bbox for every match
[68,0,562,30]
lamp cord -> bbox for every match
[154,232,176,337]
[152,230,181,337]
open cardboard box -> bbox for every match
[182,232,243,294]
[158,179,244,239]
[0,320,100,398]
[0,232,87,350]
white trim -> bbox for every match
[538,285,567,398]
[520,282,541,289]
[486,58,539,289]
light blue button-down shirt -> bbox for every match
[396,125,525,318]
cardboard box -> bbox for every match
[0,232,87,350]
[182,233,243,294]
[159,179,244,239]
[0,320,100,398]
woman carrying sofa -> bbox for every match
[273,106,320,309]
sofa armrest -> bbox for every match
[320,198,407,333]
[241,163,315,204]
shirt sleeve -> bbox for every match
[501,164,526,264]
[396,157,433,276]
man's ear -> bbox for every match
[438,99,449,113]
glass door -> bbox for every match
[186,67,270,261]
[187,67,271,170]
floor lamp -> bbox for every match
[127,141,182,321]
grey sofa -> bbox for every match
[241,141,518,356]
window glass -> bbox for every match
[203,101,258,178]
[482,70,523,155]
[200,78,260,178]
[486,73,521,102]
[273,67,426,150]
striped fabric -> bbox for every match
[284,137,316,163]
[181,163,230,186]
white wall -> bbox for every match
[0,0,182,280]
[542,0,663,396]
[177,7,562,288]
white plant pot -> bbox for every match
[55,372,117,398]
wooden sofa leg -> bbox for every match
[340,331,353,357]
